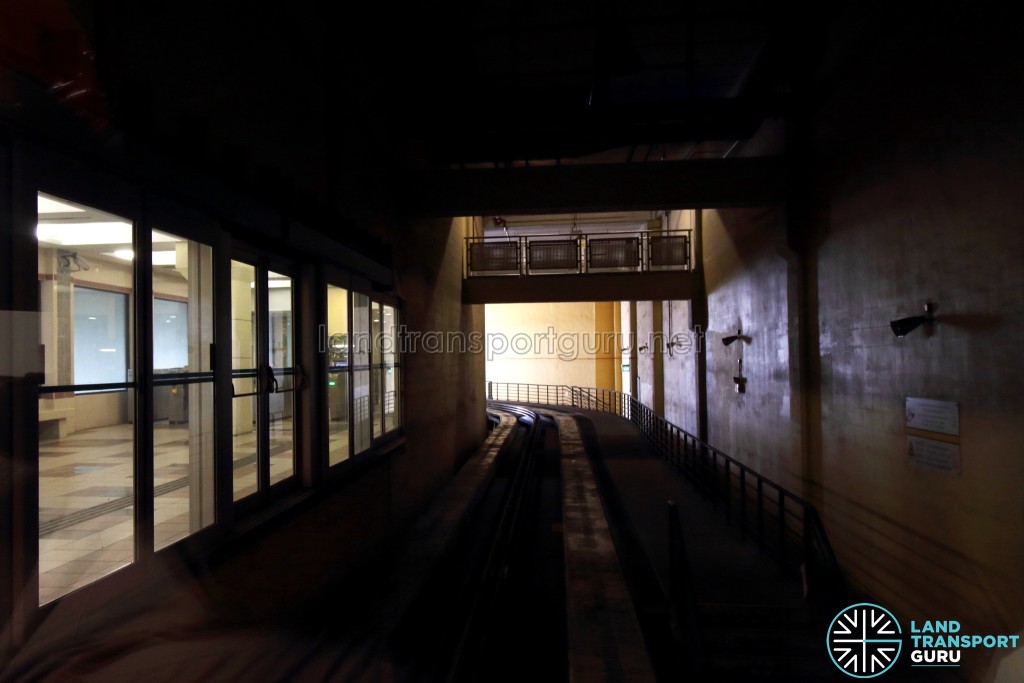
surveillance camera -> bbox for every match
[721,335,739,346]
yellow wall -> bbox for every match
[485,302,620,390]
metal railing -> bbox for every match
[485,381,846,610]
[465,229,692,277]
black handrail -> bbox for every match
[485,381,847,606]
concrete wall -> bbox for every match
[703,206,802,491]
[392,216,488,525]
[807,9,1024,675]
[669,9,1024,680]
[661,300,700,436]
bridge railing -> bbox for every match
[466,229,692,278]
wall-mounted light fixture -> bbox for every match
[721,327,750,346]
[890,303,936,338]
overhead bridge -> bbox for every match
[463,228,703,304]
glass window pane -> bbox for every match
[381,305,398,434]
[231,261,257,500]
[73,287,128,385]
[353,370,371,454]
[153,231,214,550]
[267,272,293,369]
[372,367,383,438]
[328,372,349,465]
[352,292,370,368]
[327,284,349,466]
[153,299,188,369]
[269,390,294,485]
[385,367,400,433]
[352,292,372,454]
[36,191,136,603]
[268,272,294,484]
[232,395,258,501]
[371,302,383,437]
[154,383,214,549]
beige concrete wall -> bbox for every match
[485,302,619,390]
[390,216,488,527]
[807,14,1024,677]
[635,301,659,412]
[671,11,1024,680]
[621,301,634,396]
[662,300,700,436]
[702,206,802,493]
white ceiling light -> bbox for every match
[36,222,132,246]
[36,222,182,247]
[250,280,292,289]
[37,195,85,214]
[152,251,177,266]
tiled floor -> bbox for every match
[39,422,138,604]
[38,416,295,604]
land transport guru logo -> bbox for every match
[827,602,1021,678]
[827,603,902,678]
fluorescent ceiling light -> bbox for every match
[99,249,178,265]
[37,221,132,246]
[36,222,182,247]
[37,195,85,214]
[251,280,292,289]
[152,251,176,266]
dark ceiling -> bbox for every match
[99,2,829,163]
[3,0,839,232]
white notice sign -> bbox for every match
[905,397,959,436]
[907,435,961,473]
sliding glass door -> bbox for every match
[230,257,298,503]
[36,192,137,604]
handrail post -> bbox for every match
[487,380,492,400]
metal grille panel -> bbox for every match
[649,235,690,268]
[469,241,520,273]
[588,237,640,269]
[529,239,579,271]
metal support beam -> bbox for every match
[463,271,703,304]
